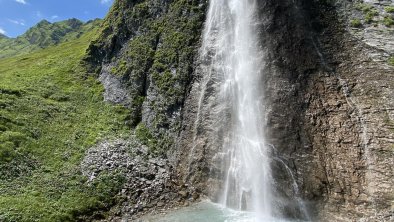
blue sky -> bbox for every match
[0,0,114,37]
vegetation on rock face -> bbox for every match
[384,6,394,13]
[0,18,102,59]
[135,123,157,151]
[388,57,394,66]
[0,23,130,221]
[355,3,373,13]
[350,18,362,27]
[354,2,379,24]
[84,0,207,155]
[352,2,394,27]
[364,9,378,23]
[382,15,394,27]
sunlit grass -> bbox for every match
[0,26,130,221]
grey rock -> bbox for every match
[81,138,176,220]
[99,70,131,105]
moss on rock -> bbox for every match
[84,0,207,156]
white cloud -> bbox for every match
[51,15,59,20]
[100,0,111,4]
[35,11,43,18]
[15,0,27,4]
[0,28,6,35]
[8,19,25,26]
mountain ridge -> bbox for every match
[0,33,8,39]
[0,18,102,59]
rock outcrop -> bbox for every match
[81,139,183,221]
[84,0,207,151]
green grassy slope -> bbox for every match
[0,24,130,221]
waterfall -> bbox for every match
[199,0,273,219]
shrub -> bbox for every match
[0,131,28,148]
[135,123,157,149]
[355,3,374,13]
[350,19,362,28]
[384,6,394,13]
[365,10,378,23]
[0,142,16,162]
[388,57,394,66]
[383,16,394,27]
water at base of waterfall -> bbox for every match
[142,200,306,222]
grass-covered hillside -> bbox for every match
[0,21,131,221]
[0,18,102,59]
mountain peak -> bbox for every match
[66,18,81,22]
[0,33,9,39]
[21,18,85,46]
[64,18,83,29]
[37,19,51,26]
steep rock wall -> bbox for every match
[176,0,393,220]
[257,0,394,220]
[302,1,394,220]
[84,0,207,155]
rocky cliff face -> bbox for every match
[257,0,393,220]
[84,0,393,220]
[84,0,207,154]
[83,0,208,219]
[301,1,394,220]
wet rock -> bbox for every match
[192,192,200,200]
[178,190,188,198]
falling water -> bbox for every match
[199,0,273,220]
